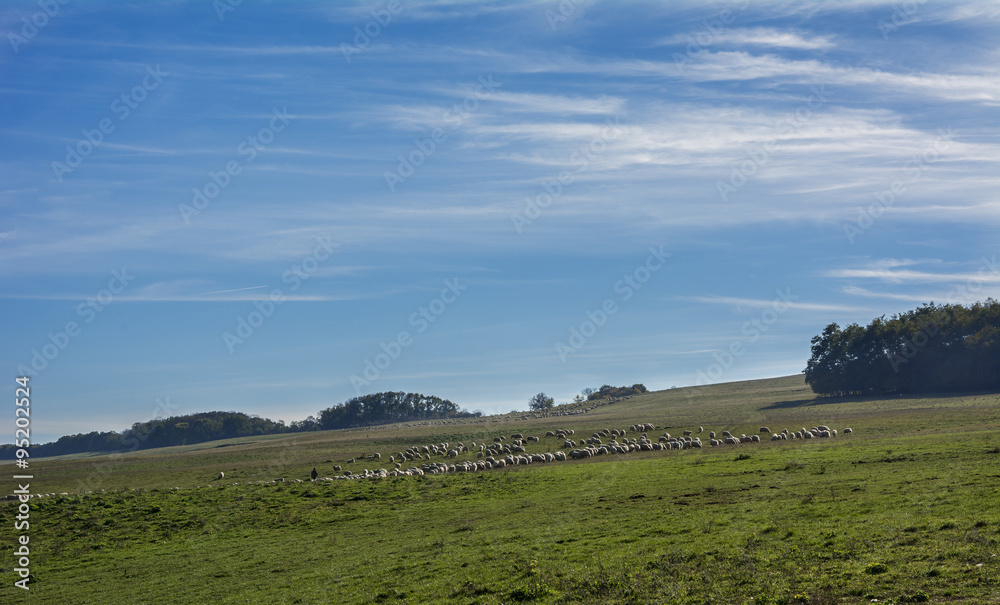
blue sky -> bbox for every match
[2,0,998,443]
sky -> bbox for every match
[1,0,998,443]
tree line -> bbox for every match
[586,383,648,400]
[805,300,999,396]
[1,392,478,459]
[316,392,479,429]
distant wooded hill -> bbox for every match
[587,384,648,400]
[316,392,479,429]
[805,300,999,396]
[1,392,479,459]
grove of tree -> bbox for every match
[805,300,999,396]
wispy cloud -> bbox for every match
[824,268,1000,284]
[658,27,836,50]
[683,295,866,313]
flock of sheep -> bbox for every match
[298,423,853,482]
[0,421,853,500]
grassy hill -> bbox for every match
[3,375,999,604]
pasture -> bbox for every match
[2,375,999,604]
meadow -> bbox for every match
[2,375,999,604]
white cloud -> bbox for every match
[824,268,1000,284]
[684,295,867,313]
[658,27,836,50]
[538,51,1000,104]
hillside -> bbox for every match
[2,375,998,604]
[11,374,1000,493]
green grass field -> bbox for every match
[3,375,999,604]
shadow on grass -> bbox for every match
[762,388,1000,410]
[760,392,905,409]
[761,397,842,410]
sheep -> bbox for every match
[709,431,716,439]
[844,428,853,434]
[683,430,693,437]
[759,427,770,434]
[511,433,523,439]
[216,471,225,480]
[750,435,760,443]
[334,465,342,471]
